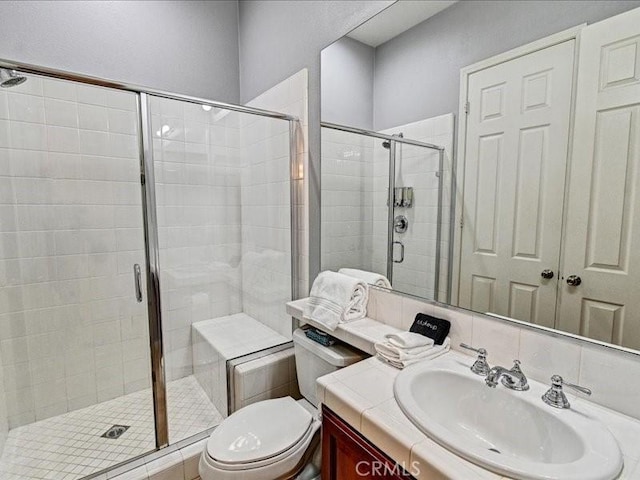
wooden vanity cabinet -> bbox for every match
[321,405,415,480]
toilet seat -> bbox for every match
[200,397,321,480]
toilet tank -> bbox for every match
[292,328,365,407]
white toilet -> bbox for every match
[199,328,365,480]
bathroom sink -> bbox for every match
[394,355,623,480]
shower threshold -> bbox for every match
[0,375,222,480]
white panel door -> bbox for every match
[459,41,575,327]
[558,7,640,349]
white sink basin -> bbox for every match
[394,355,623,480]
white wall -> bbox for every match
[373,0,640,130]
[321,37,375,130]
[0,1,240,102]
[0,74,150,428]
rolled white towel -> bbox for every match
[375,337,450,369]
[338,268,392,289]
[385,331,434,349]
[305,271,368,331]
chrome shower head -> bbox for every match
[0,69,27,88]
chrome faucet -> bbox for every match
[485,360,529,391]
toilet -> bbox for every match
[199,327,365,480]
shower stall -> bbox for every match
[0,64,301,479]
[320,122,449,301]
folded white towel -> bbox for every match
[385,331,434,349]
[375,342,435,361]
[338,268,392,289]
[375,337,450,369]
[305,271,369,331]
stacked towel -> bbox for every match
[305,271,368,331]
[375,332,450,369]
[338,268,392,289]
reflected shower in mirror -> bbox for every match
[320,0,640,351]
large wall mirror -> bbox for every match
[320,0,640,351]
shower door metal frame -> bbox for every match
[321,122,445,299]
[0,57,302,453]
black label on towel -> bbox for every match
[410,313,450,345]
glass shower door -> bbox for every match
[0,73,155,479]
[390,142,443,299]
[147,94,295,445]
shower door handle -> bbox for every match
[392,241,405,263]
[133,264,143,303]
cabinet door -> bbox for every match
[458,40,575,328]
[558,7,640,349]
[322,406,414,480]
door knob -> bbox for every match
[566,275,582,286]
[541,269,554,279]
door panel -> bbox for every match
[558,7,640,350]
[459,40,575,328]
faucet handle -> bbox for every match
[542,375,592,409]
[459,343,490,376]
[510,359,522,372]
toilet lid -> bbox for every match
[207,397,313,465]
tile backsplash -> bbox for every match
[368,287,640,421]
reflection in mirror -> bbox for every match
[320,0,640,351]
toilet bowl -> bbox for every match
[199,328,365,480]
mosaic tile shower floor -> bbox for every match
[0,375,221,480]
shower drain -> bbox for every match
[101,425,130,439]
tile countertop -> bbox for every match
[316,351,640,480]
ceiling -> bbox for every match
[347,0,458,47]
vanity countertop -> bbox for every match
[317,351,640,480]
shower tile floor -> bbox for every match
[0,375,222,480]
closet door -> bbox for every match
[458,41,574,327]
[558,7,640,349]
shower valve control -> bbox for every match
[394,215,408,233]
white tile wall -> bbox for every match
[238,110,294,339]
[321,128,376,272]
[246,69,310,301]
[368,287,640,421]
[0,74,151,429]
[321,114,454,302]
